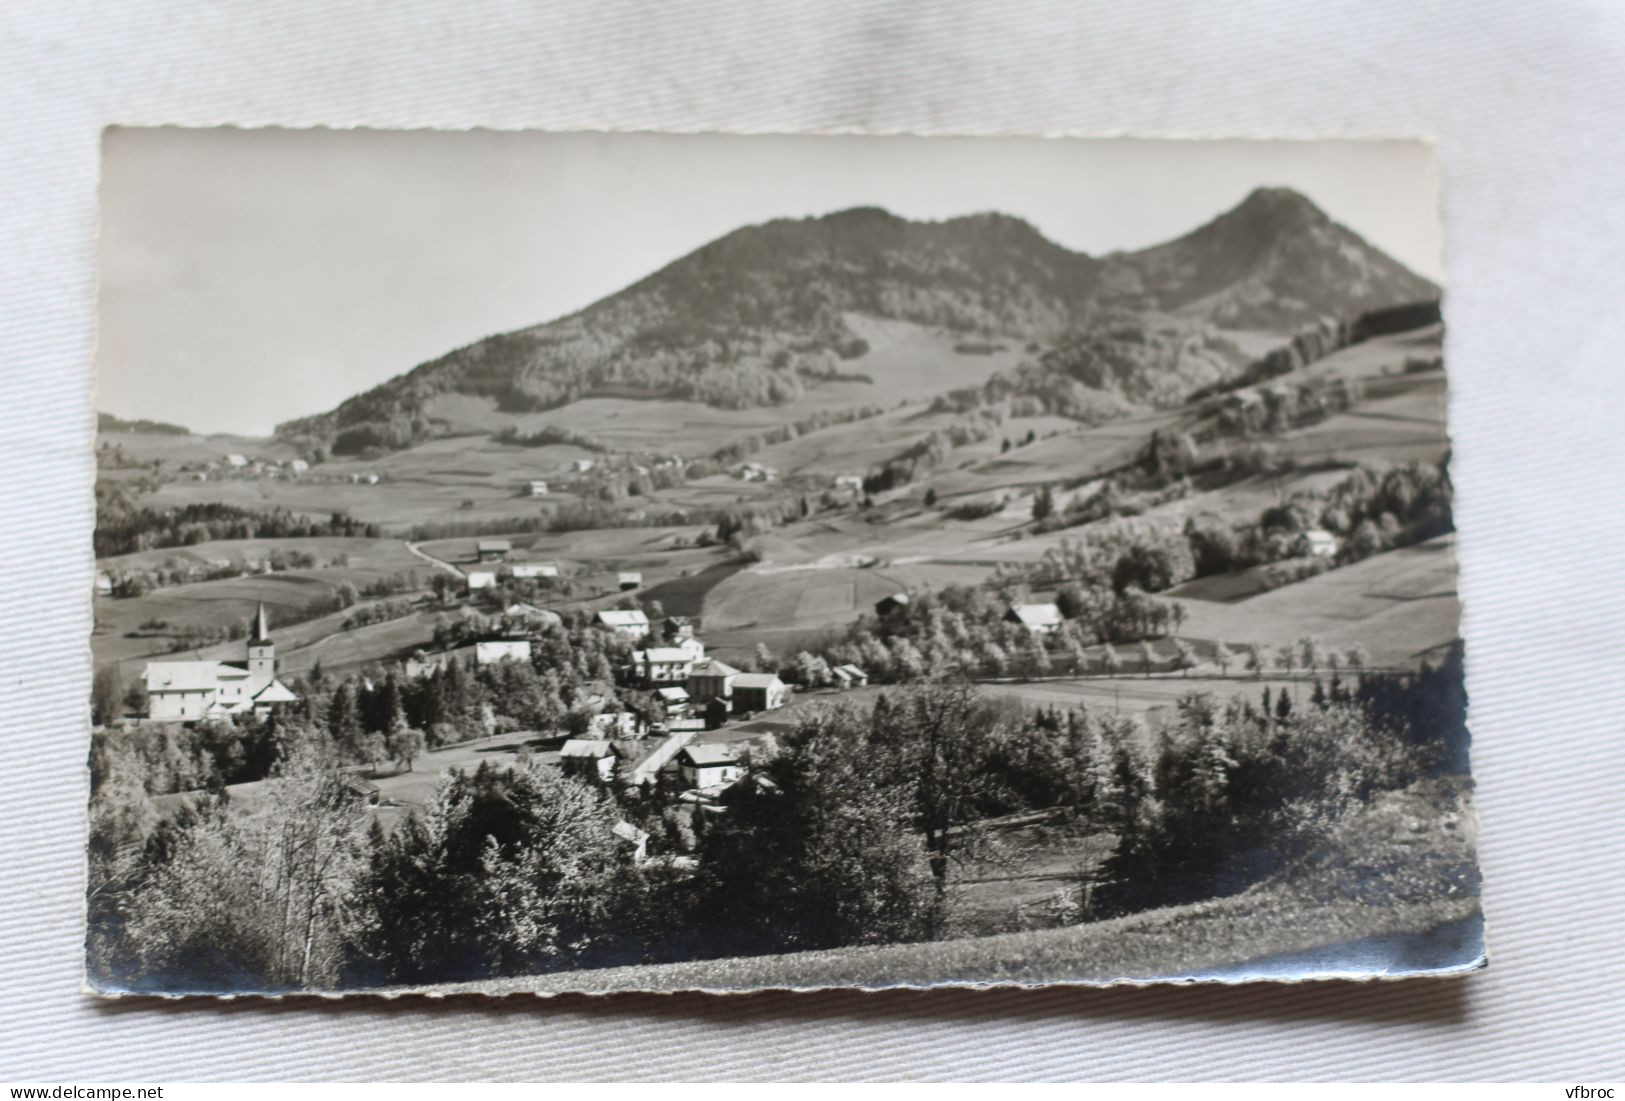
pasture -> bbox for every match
[1168,535,1461,669]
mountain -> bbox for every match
[278,188,1437,454]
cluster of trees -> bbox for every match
[87,647,1467,991]
[95,485,379,557]
[491,424,607,451]
[103,549,331,598]
[862,411,1005,495]
[800,579,1180,687]
[1007,457,1453,605]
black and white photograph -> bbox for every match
[86,129,1479,996]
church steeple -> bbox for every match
[247,602,275,684]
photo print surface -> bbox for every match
[88,129,1479,995]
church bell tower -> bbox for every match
[247,602,276,683]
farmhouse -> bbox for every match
[731,672,789,713]
[466,570,497,591]
[572,459,595,473]
[503,603,563,629]
[142,603,298,722]
[1007,602,1064,636]
[527,480,549,497]
[475,640,532,666]
[834,474,865,492]
[633,646,695,687]
[612,821,650,862]
[686,657,740,703]
[477,539,512,562]
[589,710,642,738]
[596,608,651,640]
[1300,529,1339,558]
[678,743,745,789]
[287,459,309,474]
[875,592,910,617]
[559,738,617,783]
[510,562,559,579]
[404,651,451,680]
[657,685,691,716]
[617,728,698,787]
[618,571,643,591]
[831,663,869,689]
[223,453,248,468]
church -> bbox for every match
[142,603,299,722]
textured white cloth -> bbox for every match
[2,0,1624,1081]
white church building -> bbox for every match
[142,603,299,722]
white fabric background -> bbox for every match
[2,0,1623,1081]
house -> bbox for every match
[1300,529,1339,558]
[616,728,698,786]
[678,743,746,789]
[404,650,451,680]
[875,592,910,617]
[635,646,695,687]
[559,738,618,783]
[612,820,649,863]
[142,603,298,721]
[94,570,113,596]
[571,459,595,473]
[223,453,248,468]
[477,539,511,562]
[509,562,559,579]
[831,663,868,689]
[342,777,381,806]
[503,603,563,629]
[596,608,651,640]
[686,657,740,703]
[287,459,309,474]
[362,473,380,485]
[589,710,642,738]
[466,570,497,591]
[618,571,642,591]
[527,480,549,497]
[834,474,865,492]
[676,636,706,662]
[731,672,789,713]
[1007,602,1064,636]
[475,640,532,666]
[657,685,692,716]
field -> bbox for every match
[1169,534,1461,669]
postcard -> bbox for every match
[86,129,1479,995]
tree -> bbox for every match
[349,760,626,984]
[123,677,150,719]
[388,725,426,772]
[1139,640,1156,678]
[923,488,938,508]
[93,667,124,726]
[697,703,940,954]
[867,680,1001,901]
[1174,639,1198,678]
[113,744,370,991]
[1100,643,1123,678]
[1245,645,1264,679]
[1274,644,1297,676]
[1214,642,1234,677]
[1023,632,1052,680]
[1032,485,1055,522]
[1297,636,1322,676]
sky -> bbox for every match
[96,129,1442,437]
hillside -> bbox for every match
[276,188,1438,455]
